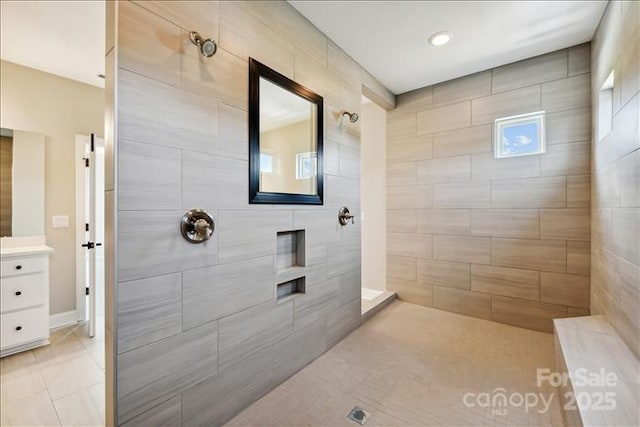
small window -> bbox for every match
[494,111,546,159]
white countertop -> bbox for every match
[0,245,54,257]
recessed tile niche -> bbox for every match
[276,230,306,299]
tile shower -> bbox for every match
[104,1,393,425]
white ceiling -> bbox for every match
[0,0,105,88]
[0,1,607,95]
[289,1,607,94]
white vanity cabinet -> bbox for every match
[0,246,53,357]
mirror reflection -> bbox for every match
[0,127,45,237]
[259,77,317,195]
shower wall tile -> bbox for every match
[470,265,539,301]
[117,322,218,424]
[182,256,274,330]
[387,233,432,259]
[491,296,567,332]
[181,40,248,111]
[471,85,540,125]
[121,396,181,427]
[387,44,591,335]
[219,1,295,79]
[181,151,248,210]
[433,286,491,320]
[417,208,470,235]
[217,210,292,264]
[491,176,566,208]
[540,272,590,308]
[417,155,471,184]
[417,101,471,135]
[294,277,339,331]
[433,235,490,265]
[471,151,540,181]
[387,136,433,163]
[118,69,219,154]
[113,1,375,422]
[491,238,566,272]
[118,1,181,87]
[117,210,218,282]
[181,348,274,427]
[117,273,182,354]
[546,107,591,144]
[540,208,590,241]
[217,301,293,371]
[432,181,491,208]
[491,49,567,93]
[418,259,470,290]
[432,125,492,158]
[470,209,539,239]
[118,140,181,211]
[541,74,591,112]
[387,185,432,209]
[432,71,491,107]
[132,1,220,40]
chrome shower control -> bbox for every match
[181,209,215,243]
[338,207,355,226]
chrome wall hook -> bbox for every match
[181,209,215,243]
[189,31,217,57]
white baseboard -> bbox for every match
[50,310,80,330]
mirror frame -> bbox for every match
[249,58,324,205]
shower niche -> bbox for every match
[275,230,306,300]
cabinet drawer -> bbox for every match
[1,256,46,277]
[1,306,49,350]
[1,273,46,312]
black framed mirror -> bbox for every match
[249,58,324,204]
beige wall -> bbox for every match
[261,119,316,194]
[105,1,393,425]
[0,60,104,315]
[591,1,639,357]
[386,45,592,333]
[361,99,387,291]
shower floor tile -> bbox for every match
[226,300,564,427]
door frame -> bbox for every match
[74,134,104,322]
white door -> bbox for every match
[75,134,105,338]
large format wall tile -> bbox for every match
[491,176,566,208]
[294,278,339,331]
[540,272,590,308]
[492,49,567,93]
[121,395,181,427]
[217,301,293,371]
[492,238,566,272]
[386,42,591,337]
[433,286,491,320]
[118,211,218,282]
[117,322,218,424]
[433,235,490,265]
[471,265,539,301]
[182,256,274,330]
[471,209,539,239]
[117,273,182,354]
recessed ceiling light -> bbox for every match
[428,31,451,47]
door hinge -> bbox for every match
[85,287,90,296]
[84,158,89,167]
[85,223,89,232]
[90,133,95,152]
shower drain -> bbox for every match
[347,406,368,425]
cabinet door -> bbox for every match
[1,306,48,349]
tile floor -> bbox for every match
[227,301,564,426]
[0,317,105,427]
[1,302,564,426]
